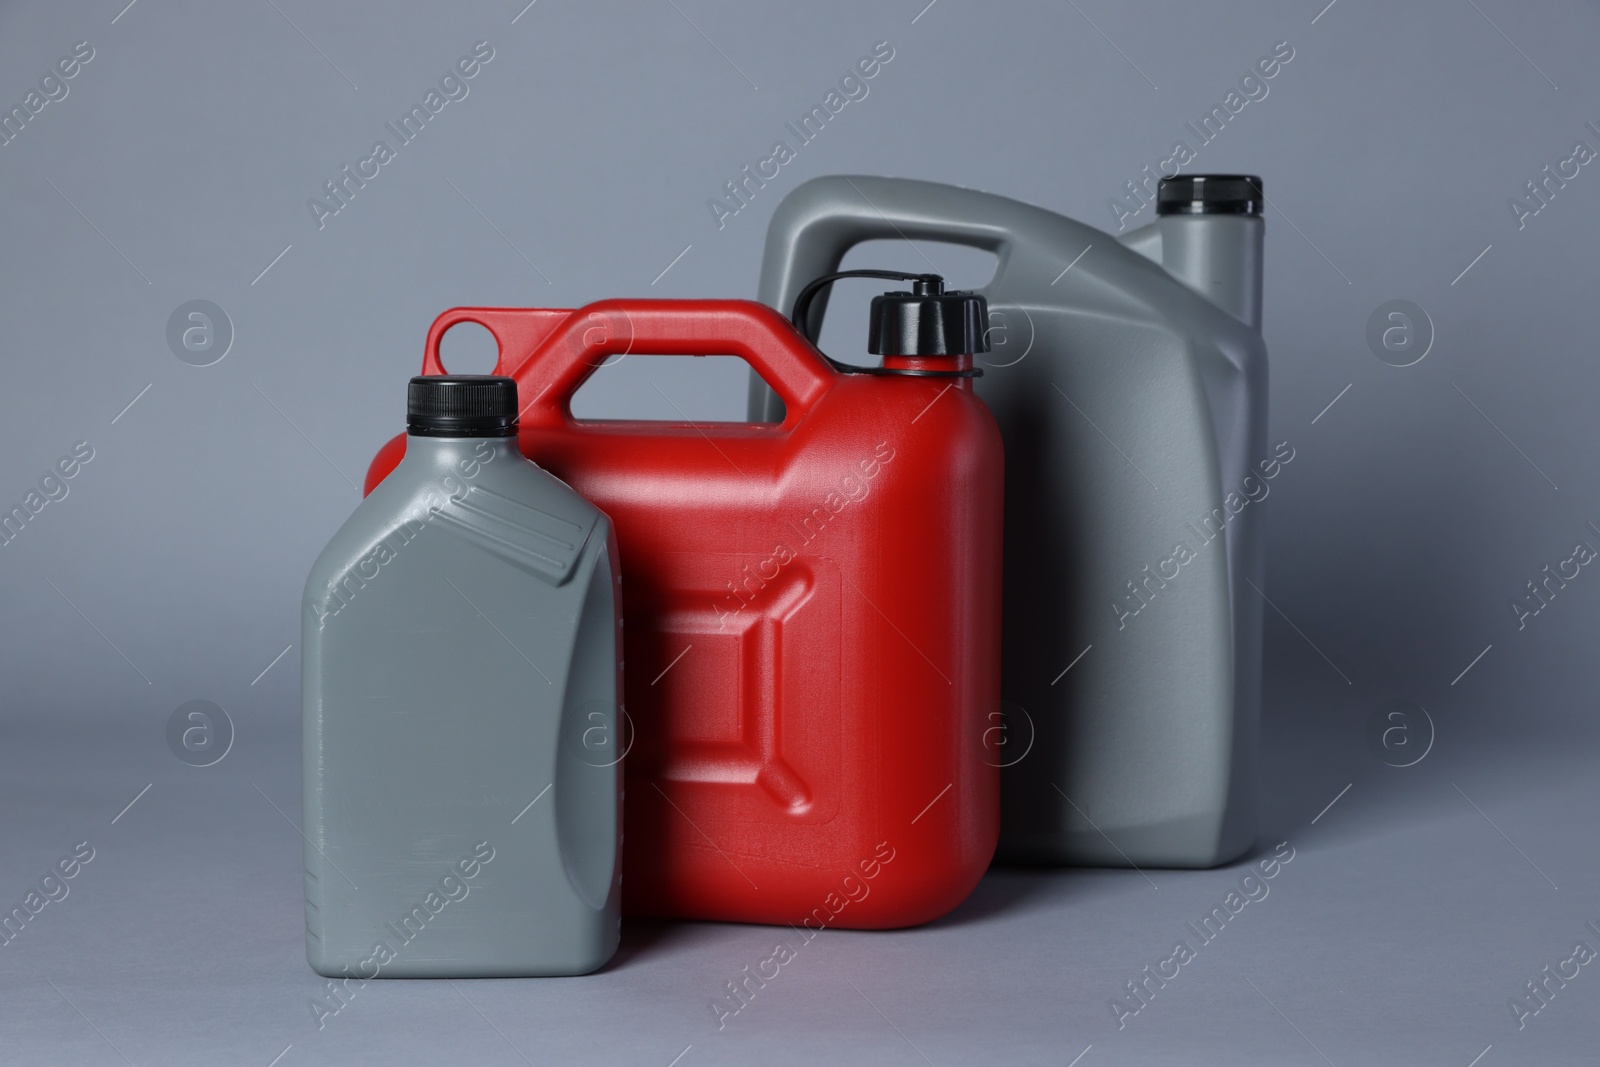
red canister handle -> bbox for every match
[422,300,835,430]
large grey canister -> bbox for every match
[751,175,1269,868]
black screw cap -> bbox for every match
[867,275,990,357]
[1156,174,1263,216]
[407,375,518,437]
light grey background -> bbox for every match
[2,0,1597,1063]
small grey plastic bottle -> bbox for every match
[302,375,622,978]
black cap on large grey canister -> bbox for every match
[407,375,518,437]
[1157,174,1263,216]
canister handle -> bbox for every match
[423,300,834,430]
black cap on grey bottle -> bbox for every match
[1156,174,1263,216]
[407,375,518,437]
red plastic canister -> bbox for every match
[366,299,1002,928]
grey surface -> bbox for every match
[1,0,1598,1063]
